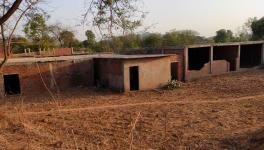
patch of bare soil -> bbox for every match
[0,69,264,149]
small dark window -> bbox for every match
[129,66,139,91]
[4,74,21,95]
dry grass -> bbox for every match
[0,69,264,149]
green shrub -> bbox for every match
[167,80,181,90]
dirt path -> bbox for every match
[17,93,264,116]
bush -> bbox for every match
[167,80,181,90]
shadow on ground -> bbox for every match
[219,128,264,150]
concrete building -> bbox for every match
[0,41,263,96]
[0,55,94,97]
[185,41,264,80]
[120,47,185,81]
[94,55,171,92]
[0,54,173,96]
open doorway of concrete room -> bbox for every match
[240,44,262,68]
[213,45,239,71]
[188,47,210,70]
[171,62,178,80]
[4,74,21,95]
[129,66,139,91]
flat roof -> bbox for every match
[1,54,170,65]
[94,54,170,59]
[187,41,264,48]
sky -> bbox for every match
[41,0,264,40]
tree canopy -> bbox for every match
[214,29,234,43]
[251,17,264,40]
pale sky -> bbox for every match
[41,0,264,40]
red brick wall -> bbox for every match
[1,59,93,95]
[9,48,73,58]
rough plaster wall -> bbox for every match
[213,46,239,71]
[212,60,230,75]
[94,59,124,91]
[0,59,93,96]
[186,62,210,81]
[186,60,230,81]
[119,48,185,81]
[123,57,171,91]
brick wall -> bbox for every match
[0,59,93,96]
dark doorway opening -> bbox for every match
[171,62,178,80]
[213,46,239,71]
[240,44,262,68]
[4,74,21,95]
[93,60,100,86]
[129,66,139,91]
[188,47,210,70]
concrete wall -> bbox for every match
[185,60,230,80]
[185,45,235,81]
[94,59,124,91]
[123,57,171,91]
[0,59,94,96]
[120,48,185,81]
[185,42,264,81]
[212,60,230,75]
[213,45,239,71]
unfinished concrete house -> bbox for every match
[185,41,264,81]
[120,48,185,81]
[240,42,263,69]
[94,55,172,92]
[0,55,94,96]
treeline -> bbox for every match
[9,14,264,53]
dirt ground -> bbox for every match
[0,69,264,150]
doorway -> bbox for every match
[4,74,21,95]
[129,66,139,91]
[171,62,178,80]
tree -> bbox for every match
[142,33,162,48]
[214,29,234,43]
[0,0,22,25]
[0,0,41,66]
[84,30,96,49]
[59,30,75,47]
[11,36,29,53]
[251,17,264,40]
[84,0,145,37]
[121,34,141,49]
[48,23,64,47]
[24,13,55,49]
[162,30,201,46]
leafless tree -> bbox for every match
[83,0,145,38]
[0,0,42,68]
[48,23,64,47]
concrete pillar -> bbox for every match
[237,45,241,71]
[210,46,214,74]
[184,47,188,81]
[0,74,4,98]
[261,43,264,65]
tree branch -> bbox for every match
[0,0,22,25]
